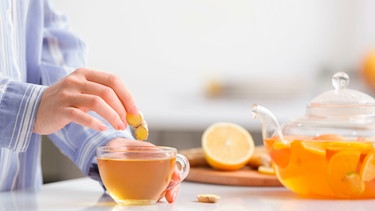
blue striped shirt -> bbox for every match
[0,0,133,191]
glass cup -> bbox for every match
[96,146,190,205]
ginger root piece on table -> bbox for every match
[179,145,271,169]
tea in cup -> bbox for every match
[96,146,190,205]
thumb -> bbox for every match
[165,184,180,203]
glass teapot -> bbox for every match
[252,72,375,143]
[251,72,375,199]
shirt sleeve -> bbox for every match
[0,79,46,152]
[41,1,135,175]
[40,0,87,84]
[48,118,134,175]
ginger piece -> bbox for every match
[126,112,144,128]
[126,112,149,141]
[197,194,220,203]
[248,146,272,168]
[178,148,208,167]
[134,121,149,141]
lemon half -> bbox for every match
[202,122,255,171]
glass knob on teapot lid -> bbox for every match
[332,71,350,90]
[307,72,375,117]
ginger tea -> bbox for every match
[98,156,176,205]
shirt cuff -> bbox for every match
[88,161,106,191]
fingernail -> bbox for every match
[130,104,138,114]
[99,122,108,131]
[118,121,125,130]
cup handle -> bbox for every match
[176,153,190,181]
[166,153,190,190]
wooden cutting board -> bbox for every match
[186,166,283,187]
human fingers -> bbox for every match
[60,107,108,131]
[168,170,182,189]
[80,69,138,115]
[163,169,182,203]
[34,79,109,134]
[165,184,180,203]
[80,80,127,125]
[34,68,136,134]
[69,93,126,130]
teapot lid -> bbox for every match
[307,72,375,117]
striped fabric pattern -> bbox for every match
[0,0,133,191]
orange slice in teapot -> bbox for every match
[266,139,291,168]
[325,141,373,161]
[360,151,375,182]
[327,150,365,198]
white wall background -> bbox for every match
[50,0,375,102]
[43,0,375,182]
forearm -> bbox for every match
[47,116,134,175]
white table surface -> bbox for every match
[1,177,375,211]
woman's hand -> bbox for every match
[106,138,182,203]
[164,171,182,203]
[33,68,137,135]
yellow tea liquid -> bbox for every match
[98,157,176,204]
[265,135,375,199]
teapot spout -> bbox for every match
[251,104,286,144]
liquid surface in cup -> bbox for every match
[98,156,176,204]
[265,135,375,199]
